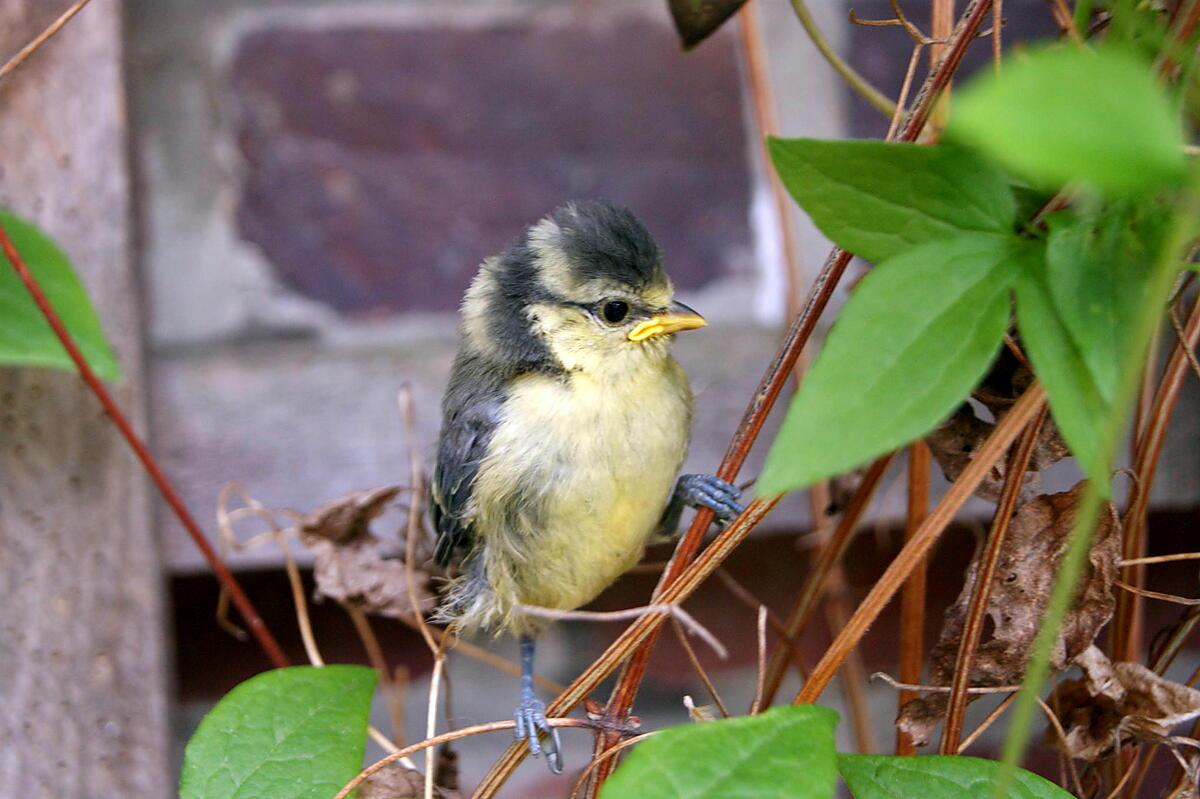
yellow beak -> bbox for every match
[627,301,707,342]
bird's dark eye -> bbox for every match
[601,300,629,324]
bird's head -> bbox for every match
[461,201,706,375]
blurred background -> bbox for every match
[3,1,1200,797]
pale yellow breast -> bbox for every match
[469,358,692,616]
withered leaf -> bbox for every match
[300,486,402,543]
[299,486,436,618]
[357,766,462,799]
[1047,645,1200,765]
[926,404,1068,503]
[898,482,1120,746]
[668,0,748,50]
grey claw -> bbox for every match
[544,725,564,774]
[514,706,527,741]
[515,697,562,772]
[679,474,745,520]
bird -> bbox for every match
[430,201,744,773]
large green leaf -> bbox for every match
[757,233,1022,496]
[1043,205,1164,403]
[768,138,1016,263]
[600,705,839,799]
[0,211,121,381]
[951,45,1185,194]
[838,754,1074,799]
[180,665,377,799]
[1015,244,1110,484]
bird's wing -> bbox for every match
[431,390,502,568]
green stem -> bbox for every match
[993,173,1200,797]
[1073,0,1093,34]
[787,0,897,119]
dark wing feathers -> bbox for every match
[431,362,505,568]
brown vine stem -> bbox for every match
[0,221,289,668]
[758,453,896,706]
[794,384,1045,704]
[896,441,931,755]
[1113,291,1200,664]
[939,404,1048,753]
[0,0,93,82]
[475,5,995,795]
[669,617,730,718]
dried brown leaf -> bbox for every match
[926,405,1069,503]
[897,482,1121,746]
[357,766,462,799]
[300,486,402,543]
[299,486,436,618]
[1047,645,1200,766]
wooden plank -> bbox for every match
[0,1,170,797]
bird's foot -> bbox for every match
[676,473,745,522]
[514,693,563,774]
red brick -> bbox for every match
[231,17,751,315]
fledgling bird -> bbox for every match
[430,201,743,772]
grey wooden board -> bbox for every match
[0,1,171,797]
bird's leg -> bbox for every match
[657,474,746,537]
[514,634,563,773]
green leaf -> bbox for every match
[1015,244,1110,484]
[1043,205,1164,403]
[757,233,1021,496]
[180,665,377,799]
[838,754,1074,799]
[951,45,1185,194]
[600,705,838,799]
[0,211,121,381]
[768,138,1016,263]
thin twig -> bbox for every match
[1035,696,1086,797]
[795,385,1045,704]
[750,606,769,715]
[668,618,730,719]
[335,719,602,799]
[897,442,931,755]
[515,603,727,660]
[873,672,1021,694]
[0,0,93,82]
[1122,552,1200,566]
[1170,304,1200,382]
[1115,581,1200,606]
[941,405,1047,753]
[956,692,1017,753]
[991,0,1003,73]
[788,0,897,117]
[887,44,925,141]
[0,221,290,668]
[425,653,445,799]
